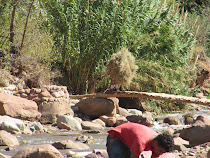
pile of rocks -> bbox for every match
[0,85,210,158]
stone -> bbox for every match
[99,115,116,127]
[163,117,179,125]
[39,100,74,124]
[118,107,129,117]
[0,93,41,119]
[115,116,128,126]
[127,109,143,116]
[39,89,52,97]
[57,115,82,131]
[81,121,104,130]
[92,119,106,127]
[193,115,210,126]
[118,97,145,111]
[0,130,19,146]
[12,144,64,158]
[126,114,153,127]
[52,139,89,150]
[173,137,189,151]
[189,125,210,147]
[76,97,118,119]
[0,116,25,133]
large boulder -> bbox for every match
[118,97,146,111]
[189,125,210,147]
[39,100,74,124]
[0,93,41,120]
[179,124,210,147]
[12,144,64,158]
[0,116,25,133]
[75,97,118,119]
[0,130,19,146]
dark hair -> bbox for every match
[154,133,174,152]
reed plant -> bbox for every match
[43,0,198,94]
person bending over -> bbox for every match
[106,122,174,158]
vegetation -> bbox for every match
[0,0,209,112]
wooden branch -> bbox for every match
[69,91,210,106]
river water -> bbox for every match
[1,109,210,157]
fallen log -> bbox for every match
[69,91,210,106]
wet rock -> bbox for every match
[0,93,41,120]
[28,122,44,132]
[12,144,64,158]
[126,114,153,127]
[183,113,194,125]
[0,130,19,146]
[75,97,118,119]
[193,115,210,126]
[163,117,179,125]
[76,135,95,144]
[162,127,174,135]
[57,115,82,131]
[52,139,90,150]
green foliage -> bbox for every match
[176,0,208,14]
[42,0,197,95]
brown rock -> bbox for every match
[39,100,74,124]
[39,89,52,97]
[193,115,210,126]
[12,144,63,158]
[99,115,116,127]
[76,98,118,119]
[173,137,189,151]
[0,93,41,119]
[81,121,104,130]
[163,117,179,125]
[126,115,153,127]
[92,119,106,127]
[115,116,128,126]
[189,125,210,147]
[0,130,19,146]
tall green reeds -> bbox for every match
[43,0,198,95]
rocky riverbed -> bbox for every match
[0,85,210,158]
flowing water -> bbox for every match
[1,109,210,157]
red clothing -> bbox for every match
[108,122,158,157]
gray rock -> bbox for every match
[57,115,82,131]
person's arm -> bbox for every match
[130,152,139,158]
